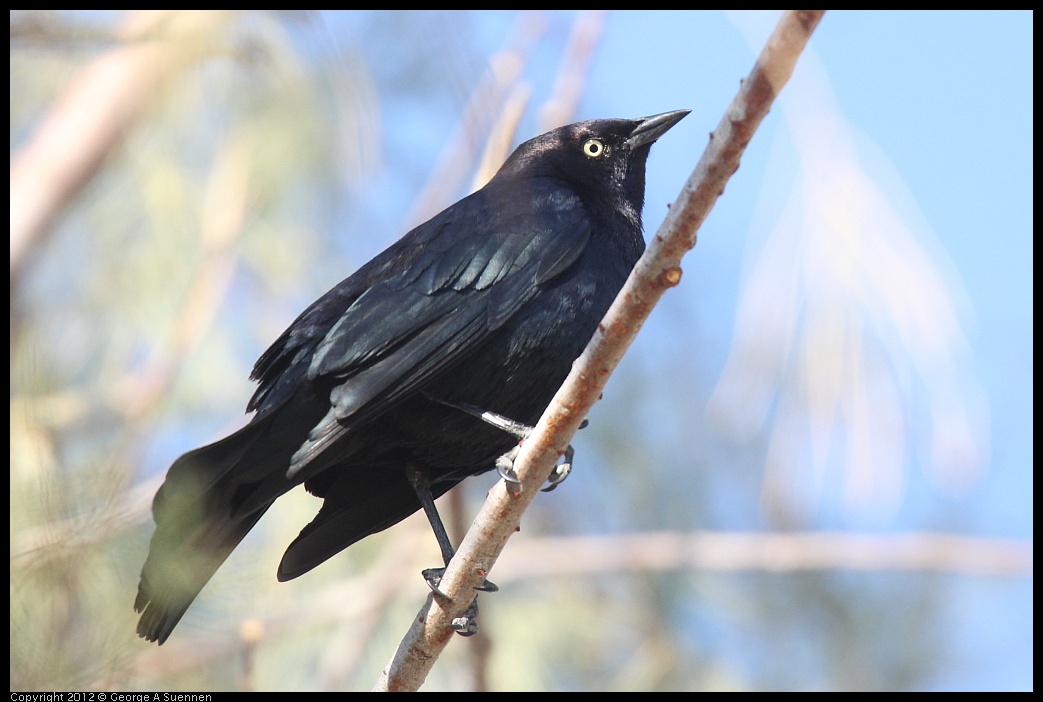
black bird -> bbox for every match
[135,109,689,644]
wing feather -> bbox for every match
[249,179,592,480]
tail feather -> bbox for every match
[135,507,266,643]
[277,468,457,582]
[135,418,285,644]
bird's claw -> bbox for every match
[540,420,585,491]
[541,446,574,492]
[422,570,490,637]
[497,442,577,492]
[435,399,587,493]
[422,567,498,595]
[496,446,523,488]
[451,598,481,636]
[422,567,448,597]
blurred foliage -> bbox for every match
[9,10,1019,692]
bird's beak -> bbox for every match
[626,110,690,150]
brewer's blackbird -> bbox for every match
[135,109,689,643]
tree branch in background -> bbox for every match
[374,9,828,692]
[116,528,1028,683]
[402,12,546,228]
[496,531,1033,579]
[536,10,608,132]
[9,10,238,288]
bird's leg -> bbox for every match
[431,398,585,492]
[405,464,496,637]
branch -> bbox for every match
[537,10,608,132]
[10,10,238,286]
[495,531,1033,579]
[402,12,546,227]
[373,10,827,692]
[124,527,1026,688]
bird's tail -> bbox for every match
[134,416,285,644]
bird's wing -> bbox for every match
[245,182,592,481]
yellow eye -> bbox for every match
[582,138,606,158]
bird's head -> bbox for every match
[496,110,689,223]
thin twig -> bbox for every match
[402,12,547,228]
[537,10,607,132]
[373,10,828,692]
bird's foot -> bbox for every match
[451,597,481,637]
[422,567,498,597]
[422,568,495,637]
[495,444,524,492]
[496,419,588,492]
[541,443,574,492]
[430,396,588,492]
